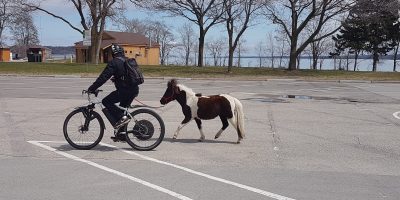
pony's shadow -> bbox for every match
[55,144,117,152]
[164,137,237,144]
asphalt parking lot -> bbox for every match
[0,76,399,200]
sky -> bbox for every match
[25,0,275,55]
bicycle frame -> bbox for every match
[64,90,165,151]
[80,91,137,130]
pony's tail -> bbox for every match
[234,98,245,139]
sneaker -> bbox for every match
[111,133,126,142]
[114,116,130,129]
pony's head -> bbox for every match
[160,79,196,105]
[160,79,180,105]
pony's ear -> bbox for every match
[168,79,178,87]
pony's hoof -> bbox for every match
[199,137,205,142]
[173,136,177,139]
[214,135,219,139]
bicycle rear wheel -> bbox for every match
[63,109,104,150]
[124,108,165,151]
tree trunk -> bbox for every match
[319,59,323,70]
[90,28,101,64]
[353,52,359,71]
[372,52,378,72]
[197,29,205,67]
[333,57,336,70]
[271,47,275,68]
[288,38,298,70]
[393,44,399,72]
[228,29,234,72]
[288,52,297,70]
[297,55,300,69]
[312,55,318,70]
[185,49,190,66]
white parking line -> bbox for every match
[100,143,296,200]
[27,141,192,200]
[393,111,400,119]
[29,141,296,200]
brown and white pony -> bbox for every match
[160,79,245,144]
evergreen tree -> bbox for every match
[333,0,400,71]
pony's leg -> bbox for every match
[173,118,192,139]
[195,118,205,141]
[228,117,242,144]
[215,116,229,139]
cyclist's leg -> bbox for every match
[118,87,139,110]
[102,90,120,125]
[112,88,138,129]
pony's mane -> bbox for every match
[177,84,195,96]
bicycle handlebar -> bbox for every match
[82,89,103,97]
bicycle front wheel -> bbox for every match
[124,109,165,151]
[63,109,104,150]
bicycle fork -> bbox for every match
[80,105,95,132]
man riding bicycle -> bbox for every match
[87,43,139,141]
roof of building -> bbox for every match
[10,45,51,53]
[75,31,160,49]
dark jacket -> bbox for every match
[88,56,138,92]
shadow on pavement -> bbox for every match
[54,144,118,152]
[163,137,237,144]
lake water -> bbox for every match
[198,56,400,72]
[222,57,399,72]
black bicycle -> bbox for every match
[63,90,165,151]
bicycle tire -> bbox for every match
[124,108,165,151]
[63,109,104,150]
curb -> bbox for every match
[2,74,400,84]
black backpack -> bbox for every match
[117,57,144,85]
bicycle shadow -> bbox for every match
[55,144,118,152]
[163,137,237,144]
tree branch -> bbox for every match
[23,3,83,34]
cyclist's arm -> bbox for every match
[88,63,115,92]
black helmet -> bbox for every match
[111,43,124,56]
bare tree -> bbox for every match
[262,0,354,70]
[236,39,247,67]
[256,41,265,67]
[178,23,196,66]
[223,0,259,72]
[135,0,225,67]
[266,32,276,68]
[207,37,226,66]
[24,0,123,64]
[116,17,147,35]
[10,11,39,46]
[310,40,321,70]
[0,0,31,46]
[274,29,289,68]
[145,21,175,65]
[0,1,15,46]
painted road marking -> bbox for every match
[103,142,296,200]
[30,141,296,200]
[393,111,400,119]
[27,141,192,200]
